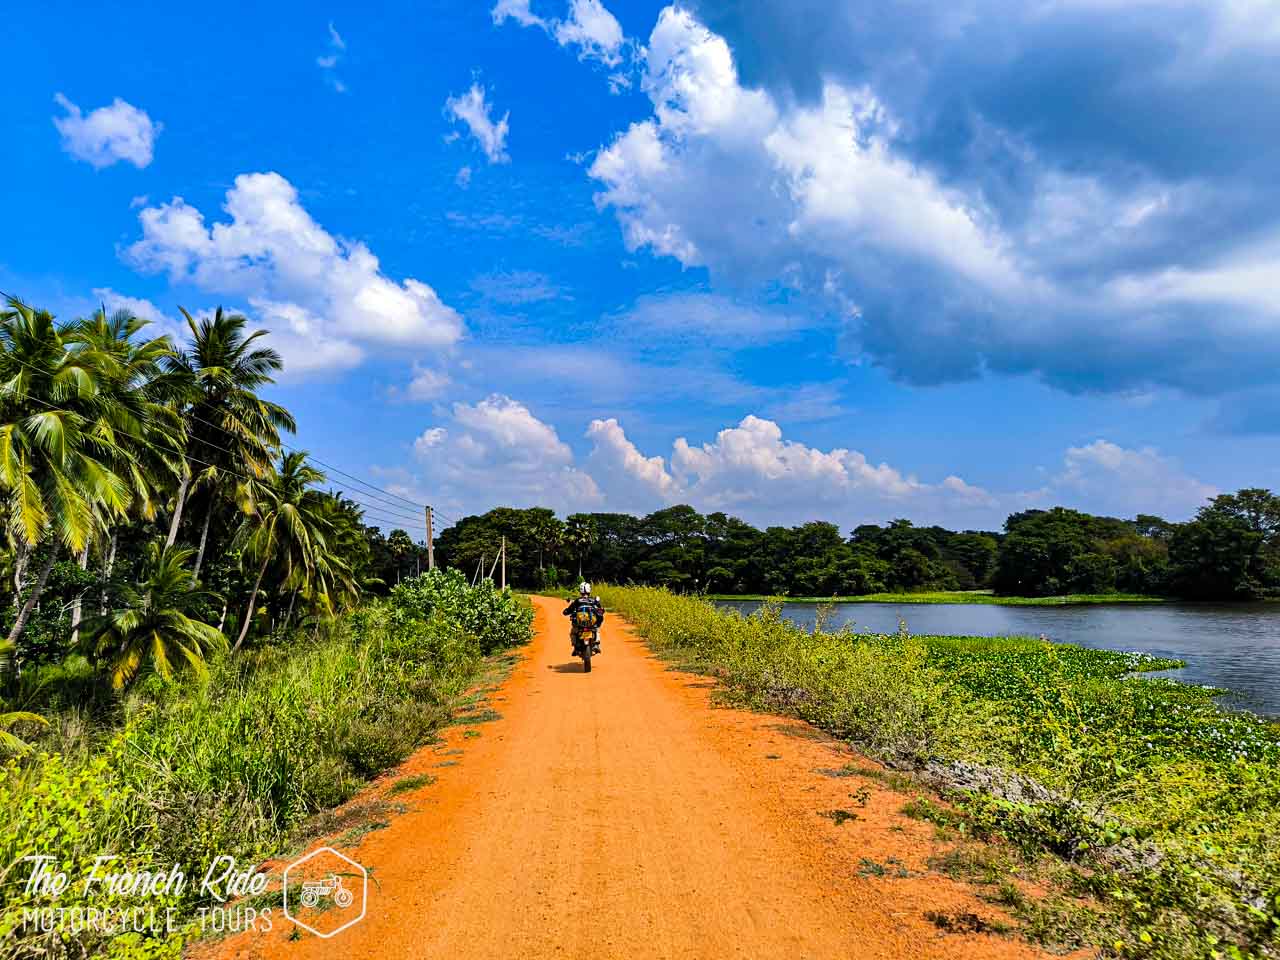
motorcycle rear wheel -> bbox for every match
[581,648,592,672]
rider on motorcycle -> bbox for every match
[563,582,604,656]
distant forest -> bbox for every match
[429,488,1280,601]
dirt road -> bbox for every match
[206,597,1048,959]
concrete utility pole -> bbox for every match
[426,506,435,570]
[500,536,506,590]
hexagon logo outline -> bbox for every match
[282,846,368,939]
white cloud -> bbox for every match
[1052,440,1217,519]
[491,0,545,27]
[445,84,510,164]
[52,94,159,169]
[554,0,626,66]
[408,395,602,516]
[455,165,473,188]
[380,392,1217,527]
[401,364,452,401]
[583,413,1002,527]
[124,172,464,376]
[586,417,677,512]
[491,0,631,80]
[589,9,1018,297]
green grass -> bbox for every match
[599,585,1280,960]
[708,589,1167,605]
[0,570,533,959]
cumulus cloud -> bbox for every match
[380,387,1217,527]
[124,172,464,375]
[445,84,510,164]
[409,395,602,516]
[586,417,678,512]
[581,4,1280,404]
[1050,440,1217,519]
[580,416,1215,526]
[52,94,159,169]
[584,413,1002,527]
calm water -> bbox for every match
[716,601,1280,716]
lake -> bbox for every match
[715,600,1280,717]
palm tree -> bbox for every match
[565,515,597,579]
[164,307,295,577]
[231,451,329,652]
[0,297,133,647]
[63,306,185,641]
[81,542,227,689]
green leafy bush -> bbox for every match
[391,568,533,655]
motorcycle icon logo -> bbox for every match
[282,847,367,939]
[299,874,355,909]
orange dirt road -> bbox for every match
[204,597,1052,960]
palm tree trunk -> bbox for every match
[283,587,298,629]
[7,546,57,647]
[100,529,118,614]
[12,541,29,607]
[193,501,213,580]
[70,543,90,646]
[233,552,271,653]
[216,601,227,632]
[165,473,191,548]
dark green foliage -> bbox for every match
[439,490,1280,603]
[1168,489,1280,599]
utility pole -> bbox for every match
[500,536,506,590]
[425,506,435,570]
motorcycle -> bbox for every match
[570,607,601,672]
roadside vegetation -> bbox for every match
[0,569,531,959]
[599,586,1280,960]
[439,493,1280,602]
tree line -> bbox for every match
[434,492,1280,601]
[0,296,420,707]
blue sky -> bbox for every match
[4,0,1277,534]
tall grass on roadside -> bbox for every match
[599,586,1280,960]
[0,570,531,960]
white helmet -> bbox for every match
[579,582,591,596]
